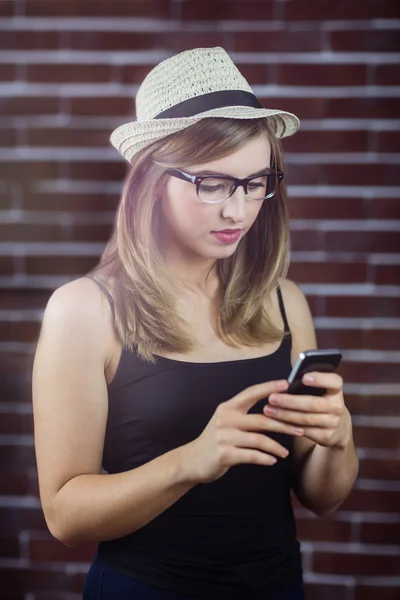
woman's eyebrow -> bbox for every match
[189,167,271,177]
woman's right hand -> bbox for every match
[182,379,304,484]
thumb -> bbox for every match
[229,379,288,413]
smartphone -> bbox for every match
[287,349,342,396]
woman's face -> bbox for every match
[159,134,272,263]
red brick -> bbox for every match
[0,128,17,146]
[0,97,59,116]
[375,64,400,86]
[296,518,351,542]
[305,583,349,600]
[70,30,227,51]
[285,0,371,20]
[69,223,113,243]
[0,30,59,50]
[0,223,63,242]
[27,127,110,147]
[375,0,400,18]
[0,444,36,470]
[375,131,400,154]
[27,64,113,83]
[354,426,400,450]
[340,360,399,384]
[68,161,127,181]
[0,64,16,81]
[288,262,367,284]
[0,566,75,593]
[0,285,52,312]
[0,473,30,495]
[374,265,400,286]
[0,255,13,275]
[339,488,400,512]
[287,197,364,220]
[369,198,400,219]
[315,328,364,349]
[290,230,320,251]
[0,319,41,343]
[0,507,47,537]
[346,395,399,416]
[262,96,326,119]
[331,30,400,52]
[0,160,59,181]
[0,537,20,558]
[234,30,322,52]
[0,412,33,435]
[355,585,400,600]
[276,63,367,86]
[360,458,400,480]
[0,1,13,15]
[283,129,368,153]
[69,96,132,116]
[314,551,400,576]
[0,191,13,209]
[26,255,98,276]
[238,64,271,85]
[327,97,400,119]
[23,192,117,213]
[25,0,170,18]
[360,522,400,545]
[367,327,400,350]
[28,532,97,562]
[121,64,157,84]
[325,231,400,253]
[288,163,400,187]
[182,0,275,20]
[325,295,400,318]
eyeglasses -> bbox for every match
[165,167,284,204]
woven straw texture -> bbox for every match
[110,47,300,163]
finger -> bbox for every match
[263,407,335,428]
[230,379,289,413]
[229,447,278,467]
[228,429,290,460]
[232,413,304,437]
[268,393,331,413]
[302,371,343,394]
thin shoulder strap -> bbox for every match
[83,275,115,317]
[276,283,290,334]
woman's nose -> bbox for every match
[220,186,247,222]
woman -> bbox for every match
[32,47,359,600]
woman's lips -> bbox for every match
[211,230,242,244]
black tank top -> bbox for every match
[83,275,302,600]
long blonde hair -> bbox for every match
[90,117,291,363]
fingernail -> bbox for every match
[304,374,315,382]
[294,428,304,436]
[276,380,288,390]
[281,449,289,457]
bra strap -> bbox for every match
[276,284,290,334]
[83,275,115,317]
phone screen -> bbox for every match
[287,350,342,396]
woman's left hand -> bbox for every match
[264,372,352,448]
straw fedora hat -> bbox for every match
[110,46,300,163]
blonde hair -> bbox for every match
[90,117,291,363]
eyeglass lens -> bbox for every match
[197,173,278,203]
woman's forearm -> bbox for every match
[47,444,195,547]
[294,409,359,516]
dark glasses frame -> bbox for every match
[165,167,284,203]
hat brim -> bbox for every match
[110,105,300,163]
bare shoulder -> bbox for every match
[278,277,317,362]
[32,276,113,533]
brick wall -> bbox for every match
[1,0,399,598]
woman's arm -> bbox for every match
[274,279,359,516]
[290,417,358,516]
[33,279,195,548]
